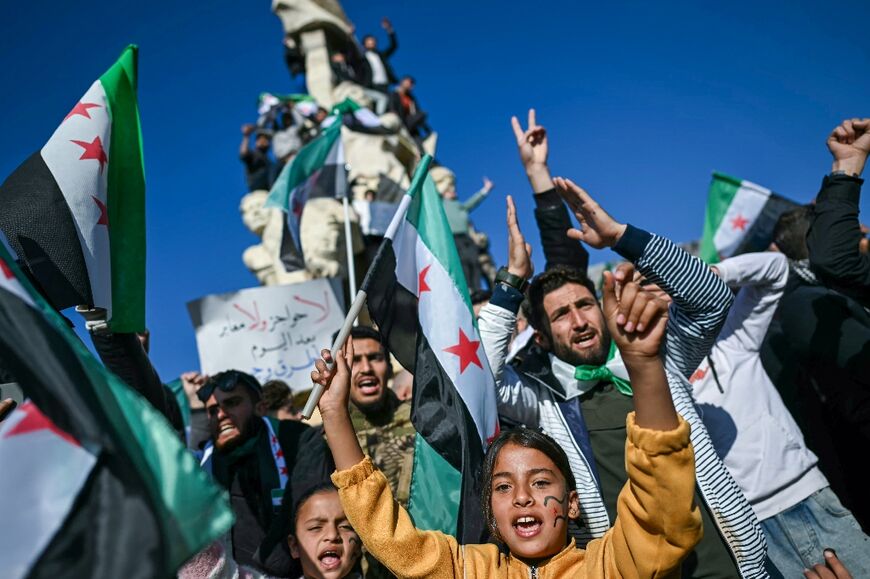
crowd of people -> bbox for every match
[238,16,498,292]
[3,10,869,579]
[5,111,866,579]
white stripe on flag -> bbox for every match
[40,80,112,315]
[392,219,499,445]
[712,180,771,258]
[0,403,96,579]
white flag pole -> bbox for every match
[301,154,433,420]
[342,195,358,320]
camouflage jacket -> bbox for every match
[349,389,416,506]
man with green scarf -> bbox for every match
[197,370,309,574]
[475,109,769,578]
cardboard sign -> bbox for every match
[187,278,344,392]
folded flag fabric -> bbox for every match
[0,237,233,579]
[0,45,146,331]
[362,155,500,543]
[700,172,800,264]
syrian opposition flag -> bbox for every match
[700,172,800,263]
[0,239,233,579]
[362,155,500,542]
[265,108,347,270]
[0,45,145,332]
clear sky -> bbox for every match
[2,0,868,380]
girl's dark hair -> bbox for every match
[291,482,339,532]
[480,428,576,540]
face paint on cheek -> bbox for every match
[544,494,568,527]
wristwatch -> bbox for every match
[495,267,528,293]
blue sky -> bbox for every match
[2,0,868,380]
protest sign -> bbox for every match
[187,278,344,391]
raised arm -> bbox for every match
[807,118,870,305]
[313,342,462,579]
[589,271,701,575]
[380,18,398,58]
[554,176,734,378]
[239,124,253,159]
[712,251,789,352]
[459,177,493,213]
[511,110,589,271]
[478,197,540,427]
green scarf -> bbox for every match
[574,341,633,396]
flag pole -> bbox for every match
[342,195,358,322]
[301,154,433,420]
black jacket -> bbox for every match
[807,173,869,309]
[761,270,870,531]
[532,188,590,272]
[357,31,398,88]
[90,331,184,436]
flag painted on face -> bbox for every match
[0,45,145,331]
[0,241,233,579]
[363,155,500,543]
[700,172,800,264]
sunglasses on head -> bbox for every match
[197,370,261,403]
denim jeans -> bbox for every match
[761,487,870,577]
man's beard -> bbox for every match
[550,325,612,368]
[214,417,256,453]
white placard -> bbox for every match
[187,279,344,392]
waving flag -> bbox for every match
[362,155,499,542]
[0,45,145,331]
[0,238,233,579]
[700,172,799,264]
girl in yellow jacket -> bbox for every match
[310,267,703,578]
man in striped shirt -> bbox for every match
[477,110,769,578]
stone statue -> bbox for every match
[240,190,312,286]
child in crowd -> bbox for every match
[289,483,362,579]
[310,259,703,577]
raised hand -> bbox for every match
[381,17,393,32]
[553,177,627,249]
[482,176,494,193]
[311,338,354,418]
[510,109,552,193]
[828,118,870,176]
[506,196,534,280]
[601,264,669,359]
[602,265,676,430]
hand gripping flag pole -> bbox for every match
[301,154,433,419]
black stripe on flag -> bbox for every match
[0,152,93,310]
[364,239,488,543]
[733,192,801,256]
[0,286,167,578]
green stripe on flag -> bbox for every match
[407,433,461,534]
[405,175,474,317]
[265,120,342,211]
[100,44,146,332]
[700,172,741,264]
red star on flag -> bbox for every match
[92,196,109,226]
[443,329,483,373]
[418,264,432,295]
[2,401,80,447]
[64,101,101,122]
[280,466,288,475]
[1,258,12,280]
[730,214,749,231]
[71,136,108,173]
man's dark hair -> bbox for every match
[349,325,387,350]
[525,266,598,334]
[402,75,415,84]
[481,427,576,541]
[262,380,291,411]
[362,34,376,44]
[772,205,813,260]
